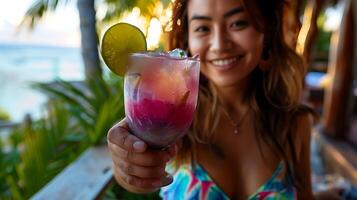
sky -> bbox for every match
[0,0,80,47]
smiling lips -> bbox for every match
[209,55,243,70]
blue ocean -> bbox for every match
[0,43,84,122]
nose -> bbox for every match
[210,26,232,52]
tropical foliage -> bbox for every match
[0,107,10,121]
[32,77,125,145]
[0,76,125,199]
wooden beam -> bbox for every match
[321,0,354,138]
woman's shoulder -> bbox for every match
[296,106,314,130]
[291,104,315,161]
[295,104,315,137]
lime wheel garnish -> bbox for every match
[100,23,147,76]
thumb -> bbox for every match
[107,117,148,153]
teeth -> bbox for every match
[212,57,238,66]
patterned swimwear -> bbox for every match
[160,162,297,200]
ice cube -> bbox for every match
[168,48,187,58]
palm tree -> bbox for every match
[21,0,171,80]
[77,0,101,79]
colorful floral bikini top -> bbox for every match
[160,162,297,200]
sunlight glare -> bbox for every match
[324,3,343,32]
[102,2,174,50]
[147,18,162,50]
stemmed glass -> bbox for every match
[124,52,200,149]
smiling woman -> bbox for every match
[162,0,311,199]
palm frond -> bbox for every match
[92,93,124,144]
[19,0,70,29]
[14,100,84,198]
[58,80,93,106]
[31,82,96,119]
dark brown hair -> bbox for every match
[167,0,313,190]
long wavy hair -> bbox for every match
[167,0,312,190]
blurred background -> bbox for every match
[0,0,356,199]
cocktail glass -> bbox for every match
[124,52,200,149]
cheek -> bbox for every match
[188,34,205,58]
[188,35,209,76]
[250,34,264,59]
[236,29,264,59]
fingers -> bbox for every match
[107,118,175,190]
[107,117,147,153]
[114,164,173,189]
[108,142,170,166]
[115,159,166,179]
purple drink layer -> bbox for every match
[126,98,195,148]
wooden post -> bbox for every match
[283,0,304,49]
[321,0,354,138]
[296,0,324,65]
[347,0,357,145]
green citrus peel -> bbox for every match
[100,23,147,76]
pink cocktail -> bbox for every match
[124,52,200,149]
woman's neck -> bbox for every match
[214,81,249,113]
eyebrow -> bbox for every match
[223,7,244,18]
[190,6,244,22]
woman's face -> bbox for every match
[187,0,264,88]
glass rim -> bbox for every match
[129,51,200,62]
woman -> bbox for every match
[107,0,342,199]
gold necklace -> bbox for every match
[220,106,250,134]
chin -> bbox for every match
[211,77,240,88]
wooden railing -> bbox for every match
[30,146,114,200]
[313,127,357,184]
[0,121,20,129]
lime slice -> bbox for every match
[100,23,147,76]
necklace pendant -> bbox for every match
[234,129,239,134]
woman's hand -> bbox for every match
[107,117,178,194]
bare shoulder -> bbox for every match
[296,112,313,138]
[294,111,314,161]
[294,110,315,199]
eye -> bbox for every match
[230,21,248,30]
[194,26,210,33]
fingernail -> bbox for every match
[163,174,173,186]
[152,174,173,187]
[133,141,145,151]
